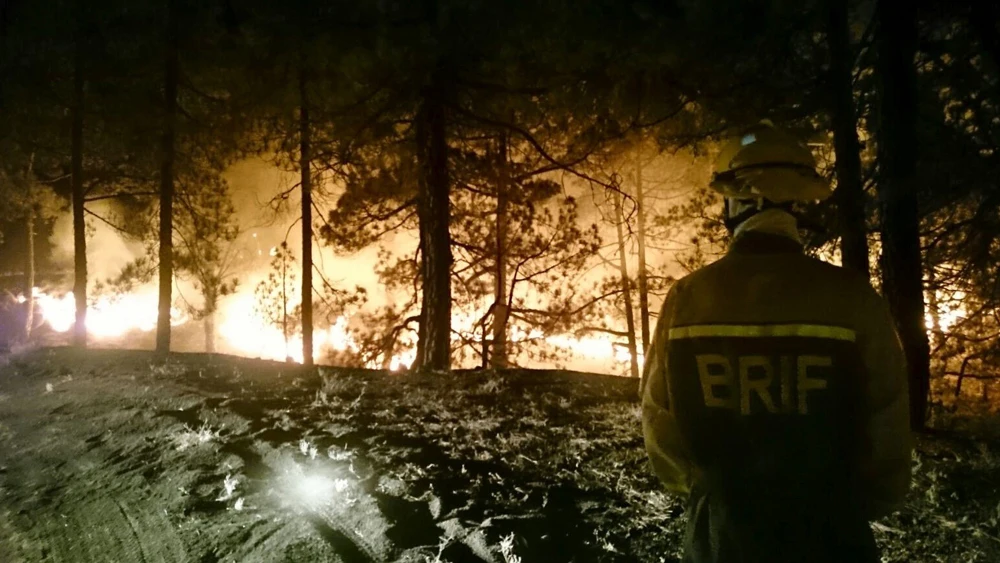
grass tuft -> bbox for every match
[171,423,221,451]
[498,533,521,563]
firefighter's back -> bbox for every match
[665,233,883,563]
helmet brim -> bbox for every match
[710,168,832,203]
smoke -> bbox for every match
[49,200,149,285]
[39,149,717,371]
[222,158,387,305]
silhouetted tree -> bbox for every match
[156,0,180,354]
[874,0,931,429]
[826,0,869,275]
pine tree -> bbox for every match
[0,158,60,342]
[71,0,87,346]
[611,183,640,379]
[174,177,240,354]
[234,0,377,367]
[255,242,300,362]
[155,0,180,355]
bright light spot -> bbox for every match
[293,474,350,506]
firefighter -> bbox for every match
[641,121,912,562]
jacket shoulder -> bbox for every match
[669,251,887,324]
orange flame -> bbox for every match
[31,287,643,373]
[36,289,186,337]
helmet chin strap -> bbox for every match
[723,197,795,233]
[724,197,761,232]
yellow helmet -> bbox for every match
[710,121,831,204]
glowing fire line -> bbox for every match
[34,290,187,338]
[27,284,969,372]
[29,288,636,371]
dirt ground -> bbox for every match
[0,348,998,562]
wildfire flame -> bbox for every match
[217,293,370,365]
[29,287,633,372]
[926,289,967,338]
[25,282,968,373]
[34,289,186,338]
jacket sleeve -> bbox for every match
[641,283,697,495]
[857,291,913,519]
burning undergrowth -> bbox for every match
[0,348,998,562]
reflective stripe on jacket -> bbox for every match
[641,231,912,561]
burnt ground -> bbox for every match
[0,348,998,562]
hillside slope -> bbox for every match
[0,348,997,562]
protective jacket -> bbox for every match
[641,230,912,563]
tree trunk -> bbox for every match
[926,263,942,341]
[381,333,394,370]
[299,66,314,367]
[21,153,35,341]
[875,0,931,431]
[204,313,216,354]
[479,313,489,369]
[415,74,452,371]
[71,9,87,348]
[635,154,651,352]
[23,205,35,341]
[282,255,289,361]
[156,0,179,355]
[414,230,427,369]
[827,0,870,276]
[204,290,217,354]
[491,134,510,369]
[0,0,9,111]
[613,190,640,379]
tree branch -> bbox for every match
[84,191,159,203]
[512,288,621,319]
[454,76,549,96]
[448,102,624,192]
[576,325,631,338]
[83,208,131,236]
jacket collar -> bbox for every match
[728,231,805,255]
